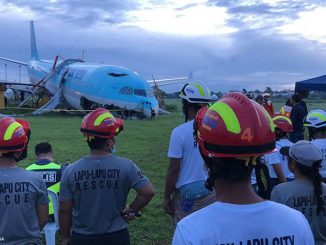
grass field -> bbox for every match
[4,98,326,244]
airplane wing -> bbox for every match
[147,77,188,87]
[0,57,28,66]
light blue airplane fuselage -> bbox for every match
[27,59,159,115]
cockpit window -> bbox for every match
[119,87,133,95]
[134,89,147,97]
[108,73,127,77]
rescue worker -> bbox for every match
[280,98,292,118]
[255,94,264,105]
[304,109,326,182]
[16,118,31,161]
[26,142,63,221]
[163,82,215,226]
[263,115,294,189]
[172,92,314,244]
[272,141,326,244]
[59,108,154,245]
[263,93,275,116]
[289,94,306,143]
[0,117,49,244]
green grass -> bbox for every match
[4,98,326,244]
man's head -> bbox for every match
[255,94,264,105]
[35,142,53,160]
[0,117,28,162]
[195,92,276,188]
[81,108,123,153]
[179,82,211,121]
[296,90,309,99]
[280,140,322,173]
[291,94,301,104]
[263,93,270,100]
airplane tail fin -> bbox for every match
[30,20,40,60]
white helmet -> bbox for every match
[179,82,211,103]
[304,109,326,128]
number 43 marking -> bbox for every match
[241,128,253,142]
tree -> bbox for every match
[254,89,261,94]
[264,87,273,94]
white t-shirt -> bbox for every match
[168,120,208,188]
[172,201,314,245]
[263,139,294,179]
[311,139,326,178]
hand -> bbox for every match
[163,197,174,215]
[122,207,136,222]
[61,238,70,245]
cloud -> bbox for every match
[1,0,326,93]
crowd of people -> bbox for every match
[0,82,325,245]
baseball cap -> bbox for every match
[280,140,322,167]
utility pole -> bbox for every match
[4,64,7,82]
[19,65,21,82]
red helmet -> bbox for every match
[80,108,124,139]
[16,118,31,136]
[196,92,276,158]
[272,114,293,132]
[0,117,28,153]
[194,107,209,132]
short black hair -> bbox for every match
[87,137,108,150]
[35,142,53,155]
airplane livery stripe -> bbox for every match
[94,113,114,126]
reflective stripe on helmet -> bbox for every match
[94,112,114,126]
[263,110,275,132]
[307,112,326,123]
[272,115,292,125]
[4,122,22,141]
[193,83,205,97]
[209,102,241,134]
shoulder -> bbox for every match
[111,155,134,166]
[177,203,215,227]
[61,158,84,175]
[16,168,45,183]
[172,121,193,134]
[267,201,302,218]
[278,139,293,147]
[273,181,296,192]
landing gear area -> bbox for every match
[80,96,152,119]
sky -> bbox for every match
[1,0,326,92]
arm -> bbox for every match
[59,200,73,243]
[129,182,155,212]
[272,164,287,183]
[36,204,49,230]
[163,158,181,214]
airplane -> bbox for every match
[0,21,187,118]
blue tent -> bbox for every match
[295,75,326,92]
